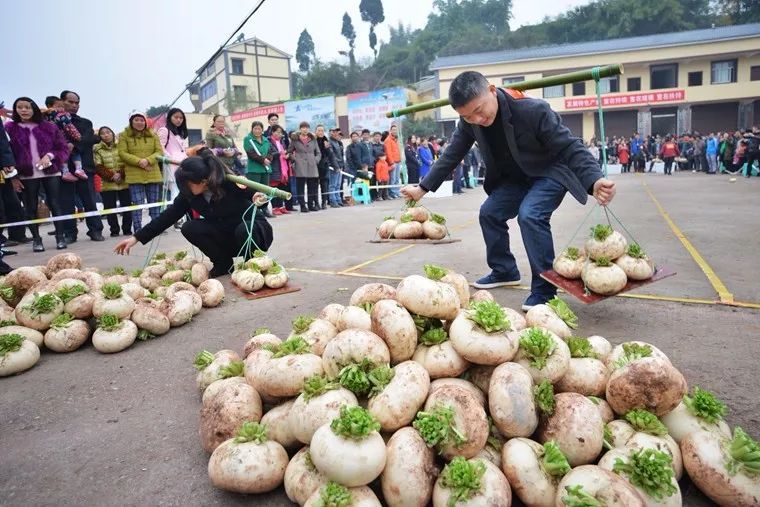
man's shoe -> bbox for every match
[301,207,310,213]
[47,230,57,236]
[64,234,77,244]
[56,237,68,250]
[1,249,17,256]
[473,273,521,289]
[3,240,19,247]
[32,238,45,252]
[309,204,320,212]
[521,293,552,312]
[87,231,105,242]
[111,230,121,237]
[12,237,33,244]
[321,202,327,210]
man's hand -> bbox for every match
[114,236,138,255]
[401,184,427,202]
[252,192,268,206]
[593,178,616,206]
[2,166,14,175]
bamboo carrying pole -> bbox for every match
[386,64,624,118]
[157,156,292,200]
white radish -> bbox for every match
[0,334,40,376]
[92,283,135,319]
[92,316,138,353]
[317,303,344,327]
[661,387,731,444]
[370,299,417,363]
[582,259,628,296]
[289,377,358,444]
[198,279,224,307]
[449,301,519,365]
[555,465,645,506]
[553,247,586,279]
[514,328,570,384]
[349,283,397,306]
[195,349,242,392]
[14,291,64,331]
[284,447,329,506]
[336,305,372,332]
[525,297,577,339]
[43,313,90,352]
[321,329,390,379]
[489,362,539,438]
[432,458,512,507]
[368,361,430,432]
[382,427,438,507]
[537,392,604,467]
[289,316,338,356]
[585,225,627,261]
[261,399,301,450]
[502,438,571,507]
[418,384,488,460]
[200,377,262,453]
[396,275,460,320]
[0,325,43,348]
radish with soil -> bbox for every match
[514,327,571,384]
[615,243,655,281]
[501,439,572,507]
[0,333,40,376]
[246,336,324,398]
[381,427,439,507]
[396,274,460,320]
[449,299,519,365]
[92,283,135,319]
[553,247,586,280]
[488,361,539,438]
[432,457,512,507]
[43,313,90,352]
[289,374,358,444]
[367,360,430,432]
[412,327,470,379]
[92,314,138,353]
[525,296,577,339]
[370,299,417,363]
[200,376,263,453]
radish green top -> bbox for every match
[430,213,447,225]
[153,253,167,261]
[547,296,578,329]
[264,336,310,358]
[400,213,414,223]
[405,199,418,208]
[24,293,62,317]
[534,379,556,416]
[683,387,726,424]
[424,264,448,280]
[174,251,188,261]
[131,269,143,278]
[267,263,284,275]
[413,314,443,333]
[727,427,760,477]
[233,421,269,444]
[519,328,556,370]
[136,329,156,341]
[593,257,613,267]
[603,424,614,450]
[253,249,267,258]
[420,327,449,345]
[613,342,653,369]
[439,457,485,507]
[219,360,244,379]
[50,312,75,329]
[0,333,24,356]
[330,405,380,440]
[97,314,122,332]
[613,448,677,500]
[194,350,214,370]
[563,247,581,261]
[367,364,394,397]
[56,284,87,304]
[182,271,193,284]
[304,450,316,471]
[291,315,315,334]
[468,300,511,333]
[360,302,374,314]
[413,405,467,449]
[625,409,668,436]
[337,359,393,396]
[101,283,123,300]
[590,224,613,242]
[0,285,16,302]
[302,374,341,401]
[318,481,352,507]
[0,320,16,327]
[252,327,271,336]
[542,441,571,477]
[626,243,647,259]
[567,337,597,359]
[562,485,602,507]
[105,266,126,276]
[160,279,174,287]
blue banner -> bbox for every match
[284,96,336,132]
[347,87,407,133]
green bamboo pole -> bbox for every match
[157,156,292,200]
[386,64,624,118]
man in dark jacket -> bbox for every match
[0,121,17,273]
[402,71,616,310]
[744,126,760,177]
[0,120,29,248]
[58,90,104,243]
[328,128,345,207]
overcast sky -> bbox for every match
[4,0,590,129]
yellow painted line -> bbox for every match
[339,245,416,274]
[639,177,734,304]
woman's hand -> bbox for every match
[114,236,138,255]
[112,173,122,182]
[138,158,149,169]
[38,154,53,169]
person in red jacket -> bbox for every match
[659,136,680,175]
[617,141,631,173]
[374,153,390,200]
[383,124,402,198]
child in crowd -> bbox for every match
[94,127,132,237]
[374,153,390,200]
[44,96,86,181]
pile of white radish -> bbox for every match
[193,264,759,507]
[377,201,450,240]
[0,251,226,377]
[553,224,656,296]
[230,249,289,292]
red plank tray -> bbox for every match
[231,282,302,300]
[540,266,676,304]
[368,238,461,244]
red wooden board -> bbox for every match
[368,238,461,244]
[231,282,301,300]
[540,266,677,304]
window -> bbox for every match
[688,71,703,86]
[627,77,641,92]
[502,76,524,85]
[200,80,217,102]
[711,60,737,84]
[231,58,244,75]
[752,66,760,81]
[543,84,565,98]
[203,62,216,79]
[572,82,586,96]
[650,64,678,89]
[233,85,247,102]
[597,76,619,94]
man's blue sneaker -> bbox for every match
[522,293,552,312]
[473,273,521,289]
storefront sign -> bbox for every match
[564,90,685,110]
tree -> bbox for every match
[359,0,385,57]
[712,0,760,23]
[340,12,357,68]
[145,104,169,118]
[296,29,316,72]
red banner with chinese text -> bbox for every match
[564,90,685,110]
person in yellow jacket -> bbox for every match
[94,126,132,236]
[118,112,163,232]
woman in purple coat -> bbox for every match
[5,97,69,252]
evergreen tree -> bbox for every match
[295,29,316,72]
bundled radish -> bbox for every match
[349,283,397,306]
[370,299,416,363]
[412,326,470,379]
[681,426,760,506]
[92,314,138,353]
[555,337,609,396]
[616,243,655,281]
[231,266,265,292]
[582,257,628,295]
[289,374,358,444]
[432,457,511,507]
[207,421,288,494]
[381,427,438,507]
[92,283,135,319]
[422,213,448,240]
[284,447,329,505]
[393,213,424,239]
[605,342,687,417]
[537,392,605,466]
[43,313,90,352]
[246,249,274,272]
[585,224,627,261]
[0,332,40,376]
[396,275,460,320]
[368,361,430,432]
[15,291,64,331]
[197,279,224,308]
[661,386,731,443]
[246,336,324,398]
[501,439,571,507]
[553,247,586,279]
[514,327,570,384]
[597,447,682,506]
[449,300,518,365]
[310,406,387,487]
[264,262,289,289]
[289,315,337,355]
[378,216,399,239]
[304,482,382,507]
[556,465,645,506]
[423,264,469,308]
[195,349,242,392]
[489,362,539,438]
[525,296,577,339]
[200,376,262,453]
[405,201,430,223]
